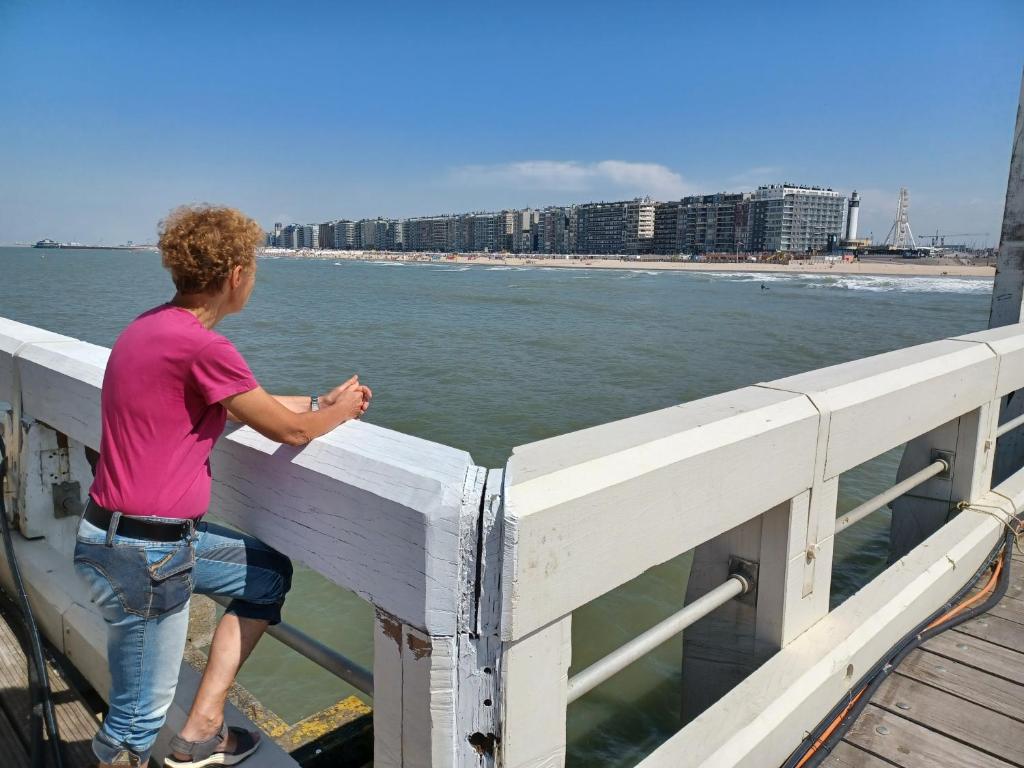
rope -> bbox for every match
[956,497,1024,554]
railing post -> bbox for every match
[498,616,571,768]
[889,403,997,562]
[681,484,836,719]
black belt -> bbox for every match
[84,499,195,542]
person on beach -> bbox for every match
[73,205,371,768]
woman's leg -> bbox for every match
[177,521,292,751]
[74,532,192,767]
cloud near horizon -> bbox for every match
[449,160,697,200]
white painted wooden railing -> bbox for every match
[0,315,498,767]
[4,314,1024,768]
[497,323,1024,767]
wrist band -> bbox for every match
[311,394,320,412]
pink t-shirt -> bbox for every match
[90,304,259,519]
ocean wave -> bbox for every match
[798,274,992,294]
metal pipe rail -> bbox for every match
[566,574,749,704]
[834,458,949,534]
[996,411,1024,438]
[209,595,374,697]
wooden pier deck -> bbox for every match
[0,592,100,767]
[823,549,1024,768]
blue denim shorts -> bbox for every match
[74,514,292,765]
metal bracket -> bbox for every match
[931,449,954,479]
[728,555,759,606]
[52,480,82,518]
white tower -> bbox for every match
[884,187,916,249]
[845,190,860,241]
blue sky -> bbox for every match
[1,0,1021,246]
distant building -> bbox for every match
[331,220,355,249]
[677,193,752,254]
[653,201,682,254]
[385,219,405,250]
[295,224,318,249]
[575,198,654,255]
[624,197,655,254]
[535,207,574,254]
[750,184,845,252]
[318,222,336,250]
[359,219,378,250]
[278,224,298,249]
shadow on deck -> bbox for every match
[0,590,101,767]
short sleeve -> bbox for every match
[190,337,259,406]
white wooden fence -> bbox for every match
[3,314,1024,767]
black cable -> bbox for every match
[783,526,1016,768]
[0,434,66,768]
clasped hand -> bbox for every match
[322,375,372,419]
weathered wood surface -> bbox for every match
[502,386,820,641]
[844,704,1012,768]
[0,600,98,767]
[823,553,1024,768]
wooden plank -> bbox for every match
[897,649,1024,723]
[923,628,1024,686]
[0,710,28,768]
[0,317,73,404]
[871,674,1024,765]
[372,612,403,768]
[401,626,456,768]
[16,340,108,449]
[0,608,98,767]
[988,596,1024,626]
[844,704,1013,768]
[955,612,1024,651]
[958,323,1024,397]
[499,616,571,768]
[211,422,476,635]
[502,386,820,640]
[765,338,998,479]
[822,741,898,768]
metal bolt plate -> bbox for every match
[52,480,82,518]
[875,725,890,736]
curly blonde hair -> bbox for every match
[158,205,263,294]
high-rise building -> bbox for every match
[575,198,654,255]
[749,184,845,252]
[359,219,377,250]
[624,197,655,254]
[575,201,627,254]
[278,224,298,249]
[675,193,752,254]
[536,207,573,254]
[333,220,356,249]
[470,213,502,252]
[295,224,318,249]
[318,222,336,250]
[652,201,682,254]
[385,220,405,250]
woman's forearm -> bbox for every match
[272,395,314,413]
[227,394,310,423]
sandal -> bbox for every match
[164,722,261,767]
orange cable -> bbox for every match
[793,687,866,768]
[925,554,1003,631]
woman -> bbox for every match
[73,205,370,768]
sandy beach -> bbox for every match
[262,248,995,278]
